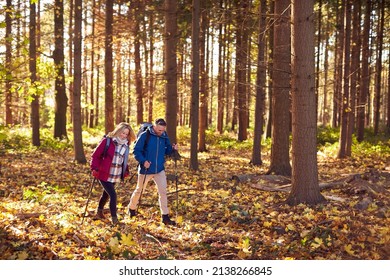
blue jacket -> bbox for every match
[133,127,173,174]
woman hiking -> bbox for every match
[90,122,136,225]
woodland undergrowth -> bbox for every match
[0,127,389,260]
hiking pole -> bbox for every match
[128,172,137,183]
[174,156,178,215]
[81,177,97,225]
[170,147,180,218]
[136,168,148,211]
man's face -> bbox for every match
[154,124,166,136]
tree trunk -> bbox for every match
[373,0,384,135]
[105,0,114,132]
[286,0,326,206]
[217,0,225,134]
[29,1,40,147]
[148,14,155,123]
[141,3,149,123]
[190,0,200,171]
[54,0,68,139]
[82,7,89,127]
[236,0,249,141]
[165,0,178,144]
[387,44,390,134]
[5,0,13,125]
[267,0,291,176]
[347,1,361,155]
[89,0,96,128]
[73,0,86,164]
[338,0,351,159]
[115,4,124,125]
[199,1,207,152]
[251,0,267,166]
[132,1,143,125]
[116,52,123,124]
[96,53,101,127]
[225,19,232,129]
[322,12,331,126]
[266,0,274,139]
[126,52,132,124]
[15,0,23,124]
[316,0,322,121]
[333,0,344,128]
[357,0,371,142]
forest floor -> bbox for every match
[0,145,389,260]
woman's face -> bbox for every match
[119,128,130,140]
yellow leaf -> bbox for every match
[286,224,296,231]
[17,251,29,260]
[220,190,230,198]
[367,203,378,212]
[254,203,263,210]
[121,234,136,246]
[237,250,250,259]
[240,237,251,253]
[300,230,311,238]
[176,215,183,224]
[263,221,272,227]
[109,237,121,254]
[311,237,323,249]
[344,244,355,256]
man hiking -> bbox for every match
[127,118,178,225]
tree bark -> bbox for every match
[199,1,207,152]
[267,0,292,176]
[286,0,326,206]
[54,0,68,139]
[217,0,225,134]
[165,0,178,144]
[357,0,371,142]
[373,0,384,135]
[322,11,331,126]
[236,0,249,141]
[347,1,361,155]
[338,0,352,159]
[89,0,96,128]
[333,0,344,128]
[73,0,86,163]
[30,1,40,147]
[132,0,143,125]
[5,0,13,125]
[251,0,267,165]
[105,0,114,132]
[67,0,74,124]
[266,0,274,139]
[148,14,155,123]
[190,0,200,170]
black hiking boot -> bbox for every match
[112,216,119,225]
[96,209,105,219]
[162,214,176,226]
[128,209,137,218]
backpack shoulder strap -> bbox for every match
[145,129,151,145]
[143,129,151,151]
[103,137,110,158]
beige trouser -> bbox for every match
[128,170,169,215]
